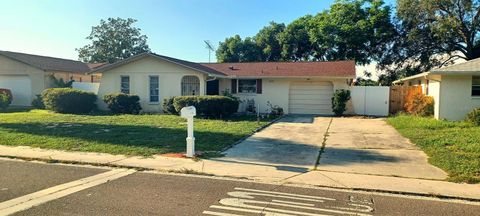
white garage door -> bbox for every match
[289,81,333,115]
[0,75,32,106]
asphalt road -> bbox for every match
[0,158,479,216]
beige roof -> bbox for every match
[433,57,480,72]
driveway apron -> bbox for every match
[318,117,448,180]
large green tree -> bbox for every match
[217,0,395,64]
[216,35,261,62]
[309,0,395,64]
[255,22,286,61]
[279,15,315,61]
[77,18,150,63]
[383,0,480,78]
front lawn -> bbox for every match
[387,115,480,183]
[0,110,272,156]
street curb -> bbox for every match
[1,154,479,203]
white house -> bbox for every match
[90,53,356,115]
[394,58,480,121]
[0,51,102,106]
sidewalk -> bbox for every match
[1,145,479,201]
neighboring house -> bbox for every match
[0,51,102,106]
[394,58,480,121]
[91,52,355,115]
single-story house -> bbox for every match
[394,58,480,121]
[90,52,356,115]
[0,51,102,106]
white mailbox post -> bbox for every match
[180,106,196,157]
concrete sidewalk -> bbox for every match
[1,145,479,201]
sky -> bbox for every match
[0,0,395,65]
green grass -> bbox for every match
[387,115,480,183]
[0,110,273,156]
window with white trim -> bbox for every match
[120,76,130,94]
[473,76,480,96]
[238,79,257,93]
[149,76,159,102]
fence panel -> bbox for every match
[389,85,422,114]
[351,86,390,116]
[72,82,100,94]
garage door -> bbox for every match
[0,75,32,106]
[289,81,333,115]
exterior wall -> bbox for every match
[438,75,480,121]
[218,77,352,114]
[0,55,45,102]
[97,56,206,112]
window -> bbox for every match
[181,76,200,96]
[120,76,130,94]
[473,76,480,96]
[238,79,257,93]
[149,76,159,102]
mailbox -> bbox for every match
[180,106,196,157]
[180,106,196,118]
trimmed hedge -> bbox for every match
[172,96,239,118]
[162,97,178,114]
[103,93,142,114]
[41,88,97,114]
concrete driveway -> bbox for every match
[220,115,448,180]
[218,115,328,173]
[319,117,447,180]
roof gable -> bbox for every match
[90,53,226,77]
[0,51,91,73]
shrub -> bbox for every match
[162,97,178,114]
[41,88,97,114]
[103,93,142,114]
[0,88,13,105]
[31,94,45,109]
[331,89,351,116]
[173,96,239,118]
[266,101,284,117]
[466,108,480,126]
[0,93,9,109]
[404,91,434,116]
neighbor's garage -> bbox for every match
[0,75,32,106]
[288,81,333,115]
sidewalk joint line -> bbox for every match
[313,117,333,170]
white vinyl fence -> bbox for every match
[350,86,390,116]
[72,82,100,94]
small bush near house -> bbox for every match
[404,91,434,116]
[331,89,351,116]
[0,88,13,105]
[42,88,97,114]
[31,94,45,109]
[266,101,284,117]
[466,108,480,126]
[103,93,142,114]
[173,96,239,118]
[0,93,10,110]
[162,97,178,114]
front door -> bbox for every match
[207,80,219,95]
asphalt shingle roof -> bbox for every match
[201,61,356,78]
[0,50,91,73]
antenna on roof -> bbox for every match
[204,40,215,63]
